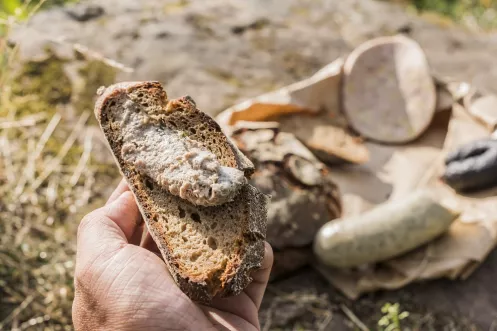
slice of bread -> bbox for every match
[94,81,268,303]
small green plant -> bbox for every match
[393,0,497,30]
[377,303,410,331]
[1,0,28,18]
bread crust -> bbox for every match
[94,81,268,303]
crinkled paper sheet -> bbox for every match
[216,58,497,300]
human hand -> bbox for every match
[72,179,273,331]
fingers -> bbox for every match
[103,191,143,242]
[76,192,133,272]
[106,179,155,248]
[129,222,145,246]
[106,178,130,205]
[141,231,162,257]
[206,242,273,327]
[77,191,143,266]
[245,242,273,309]
[106,178,145,244]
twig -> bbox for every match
[0,251,20,268]
[78,166,95,207]
[45,176,59,207]
[28,111,89,192]
[15,113,61,196]
[340,304,370,331]
[0,113,46,129]
[0,23,16,89]
[23,137,36,186]
[25,0,47,21]
[70,41,134,73]
[70,129,93,186]
[18,315,50,331]
[317,311,333,331]
[14,224,31,247]
[0,136,15,183]
[0,281,25,302]
[46,35,134,73]
[20,0,35,14]
[31,113,62,160]
[0,294,34,329]
[0,100,18,183]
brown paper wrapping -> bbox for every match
[216,50,497,299]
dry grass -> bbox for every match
[0,3,119,330]
[0,111,94,330]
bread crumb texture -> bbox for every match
[97,82,267,302]
[115,98,247,206]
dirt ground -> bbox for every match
[261,254,496,330]
[7,0,497,329]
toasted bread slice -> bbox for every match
[94,81,268,303]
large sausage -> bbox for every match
[313,190,459,268]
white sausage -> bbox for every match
[313,190,459,268]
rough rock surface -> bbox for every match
[12,0,497,329]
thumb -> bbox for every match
[76,191,142,272]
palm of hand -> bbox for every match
[72,180,272,331]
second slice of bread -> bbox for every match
[94,81,268,303]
